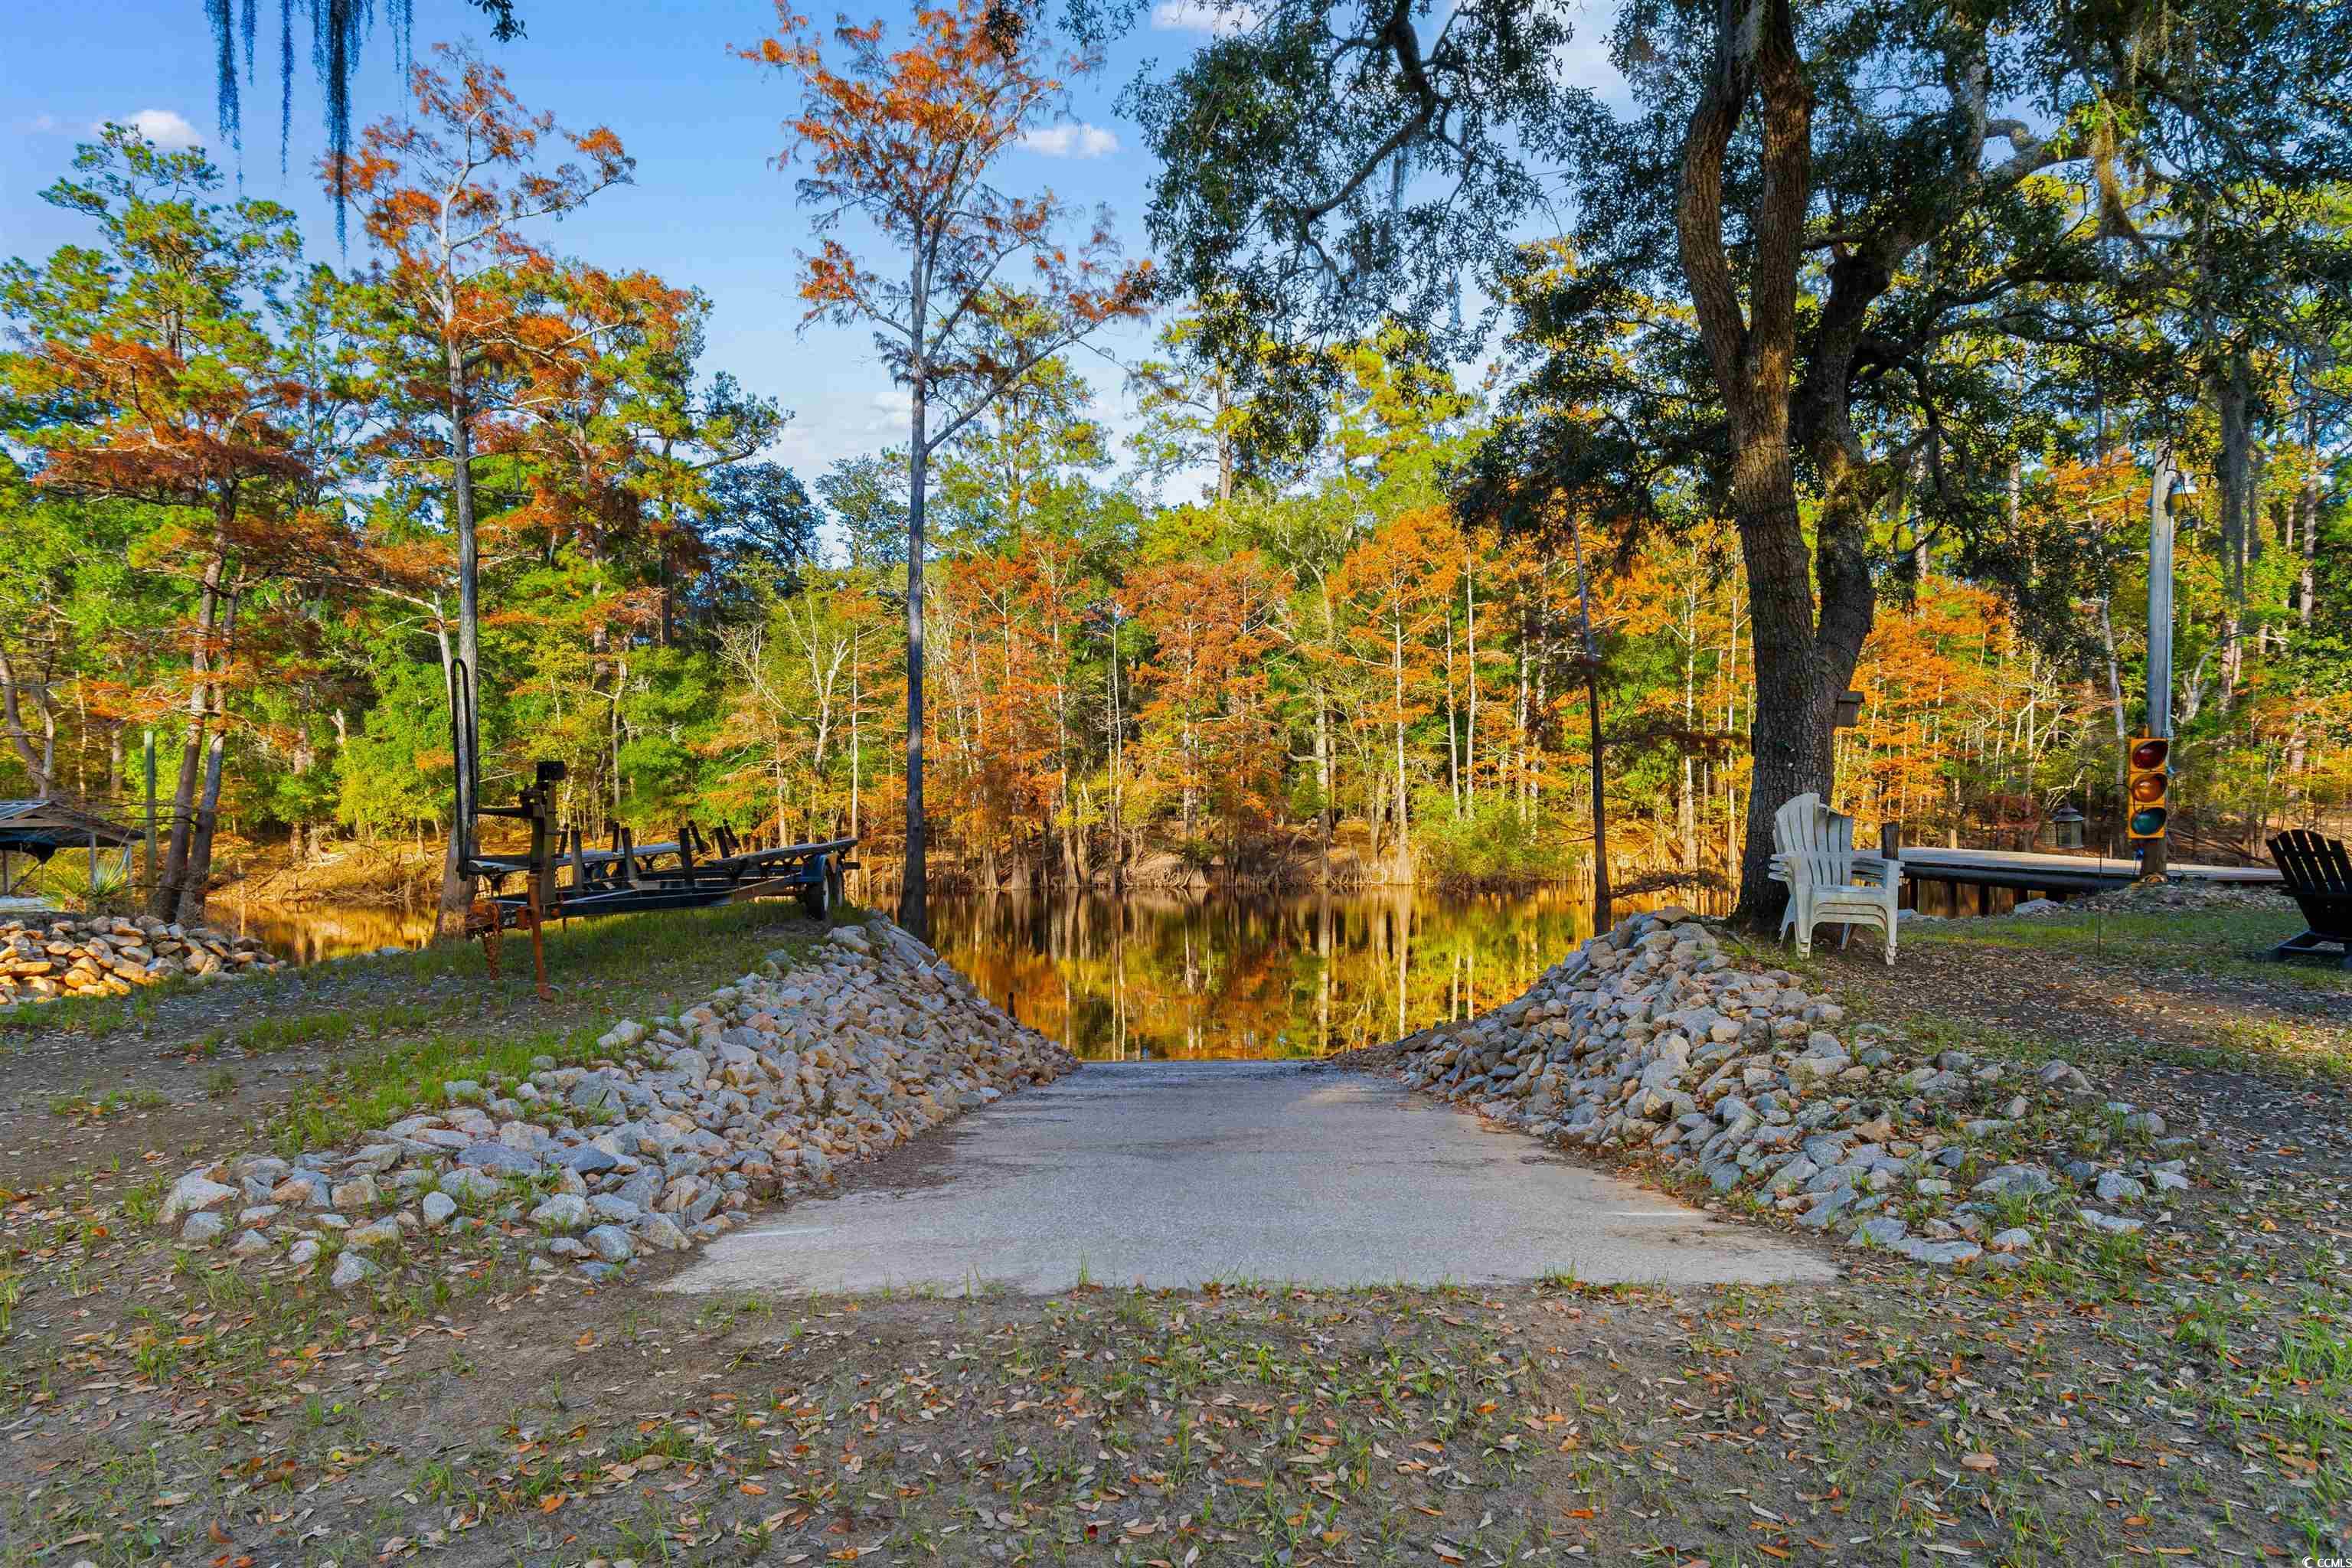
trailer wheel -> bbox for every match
[799,861,833,922]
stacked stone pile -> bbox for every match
[1387,907,2192,1270]
[0,912,283,1006]
[155,914,1078,1289]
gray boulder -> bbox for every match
[457,1142,541,1174]
[161,1172,238,1225]
[530,1193,590,1232]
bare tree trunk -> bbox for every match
[441,348,483,938]
[179,576,243,915]
[1566,513,1611,929]
[2100,594,2128,825]
[177,733,226,924]
[1443,615,1459,816]
[155,538,226,919]
[2285,452,2320,780]
[2215,348,2254,707]
[0,645,57,798]
[900,361,931,941]
[430,615,468,939]
[1314,683,1331,887]
[2295,443,2319,633]
[1390,616,1410,880]
[1675,0,1861,928]
[1106,608,1124,890]
[1463,551,1478,812]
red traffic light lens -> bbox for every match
[2129,738,2169,769]
[2129,775,2167,803]
[2129,806,2168,835]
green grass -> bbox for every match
[261,1021,603,1154]
[1905,904,2343,988]
[0,976,183,1042]
[246,902,825,1152]
[1788,903,2352,1084]
[8,898,828,1047]
[46,1086,166,1118]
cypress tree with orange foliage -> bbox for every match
[742,0,1153,936]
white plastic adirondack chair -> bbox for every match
[1768,792,1902,964]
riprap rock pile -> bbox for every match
[0,913,282,1006]
[1388,907,2190,1269]
[156,914,1078,1289]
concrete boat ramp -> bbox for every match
[665,1060,1834,1298]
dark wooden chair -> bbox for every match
[2266,830,2352,969]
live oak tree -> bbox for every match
[9,50,2342,922]
[743,0,1153,939]
[1124,0,2352,921]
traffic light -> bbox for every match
[2125,734,2171,841]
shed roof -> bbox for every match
[0,799,141,856]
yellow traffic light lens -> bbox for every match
[2130,775,2167,803]
[2129,739,2169,769]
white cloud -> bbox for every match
[114,109,202,150]
[1019,122,1122,158]
[1149,0,1260,34]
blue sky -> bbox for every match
[3,0,1625,498]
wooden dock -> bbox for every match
[1893,844,2282,900]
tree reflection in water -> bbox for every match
[234,887,1711,1060]
[927,888,1670,1061]
[230,903,436,963]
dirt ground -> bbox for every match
[2,896,2347,1566]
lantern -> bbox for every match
[2051,803,2086,851]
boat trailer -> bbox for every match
[449,661,854,998]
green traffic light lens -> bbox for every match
[2129,806,2168,835]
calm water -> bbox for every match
[227,899,438,963]
[924,889,1609,1060]
[227,885,1666,1060]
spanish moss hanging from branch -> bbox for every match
[199,0,524,238]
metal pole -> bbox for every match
[143,730,157,899]
[2147,455,2175,738]
[2145,452,2175,877]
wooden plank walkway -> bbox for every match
[1896,845,2281,897]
